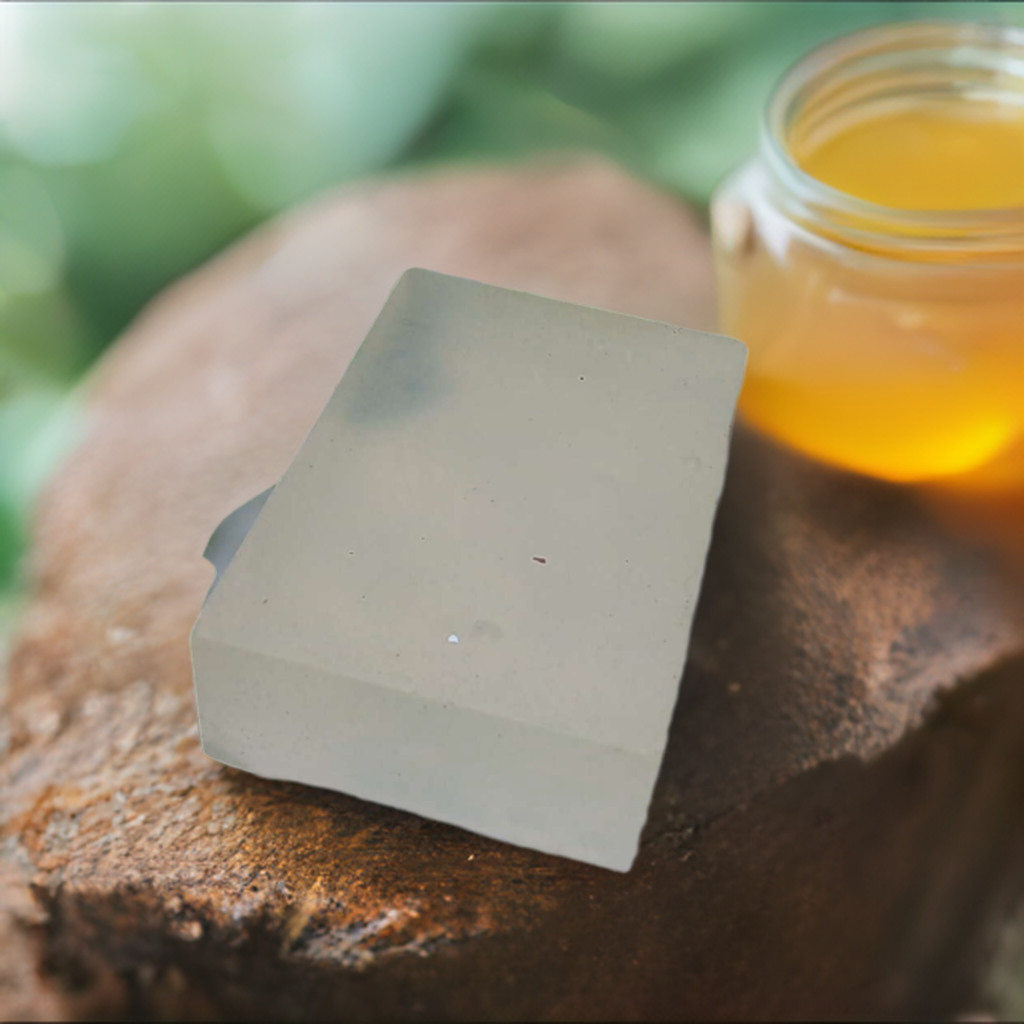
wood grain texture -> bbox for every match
[2,155,1024,1020]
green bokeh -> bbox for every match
[1,1,1021,593]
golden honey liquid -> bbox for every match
[719,101,1024,484]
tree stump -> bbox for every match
[3,156,1024,1021]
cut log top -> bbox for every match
[2,156,1024,1021]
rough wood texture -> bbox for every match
[2,156,1024,1020]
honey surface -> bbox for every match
[796,102,1024,210]
[720,100,1024,484]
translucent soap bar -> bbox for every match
[191,269,746,871]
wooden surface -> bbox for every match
[2,156,1024,1020]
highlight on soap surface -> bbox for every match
[712,23,1024,487]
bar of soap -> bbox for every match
[191,269,746,871]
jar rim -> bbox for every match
[762,20,1024,259]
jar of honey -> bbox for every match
[711,21,1024,486]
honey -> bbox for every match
[797,104,1024,212]
[712,23,1024,485]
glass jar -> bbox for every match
[711,21,1024,485]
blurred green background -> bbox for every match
[1,0,1023,609]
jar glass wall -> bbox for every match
[711,22,1024,485]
